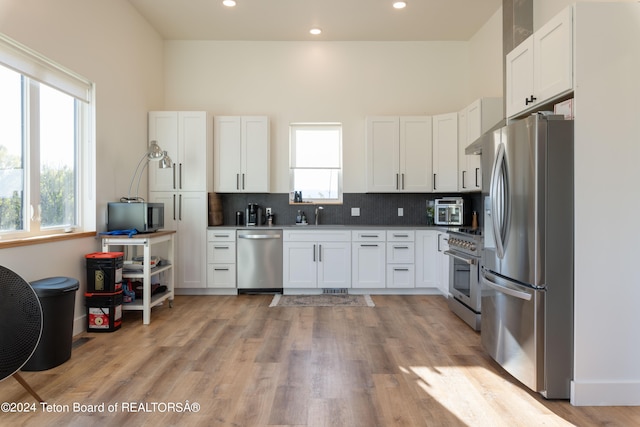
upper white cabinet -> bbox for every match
[458,98,503,192]
[148,111,209,192]
[506,6,573,118]
[366,116,433,192]
[214,116,270,193]
[432,112,458,192]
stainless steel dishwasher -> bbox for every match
[237,229,283,292]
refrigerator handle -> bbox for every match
[481,270,532,301]
[490,143,507,259]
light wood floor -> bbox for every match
[2,294,639,426]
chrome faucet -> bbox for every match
[315,206,323,225]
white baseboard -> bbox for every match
[571,380,640,406]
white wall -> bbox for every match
[163,41,474,193]
[468,7,504,102]
[0,0,164,333]
[535,0,637,30]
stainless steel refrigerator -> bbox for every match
[481,113,574,399]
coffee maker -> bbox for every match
[245,203,264,226]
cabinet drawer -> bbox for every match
[284,229,351,242]
[387,264,415,288]
[386,230,414,241]
[207,242,236,263]
[207,263,236,288]
[352,230,385,242]
[387,242,415,263]
[207,229,236,242]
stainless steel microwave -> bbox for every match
[107,202,164,233]
[435,198,464,225]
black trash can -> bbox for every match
[22,277,79,371]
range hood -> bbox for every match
[465,119,506,155]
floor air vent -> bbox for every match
[322,288,348,294]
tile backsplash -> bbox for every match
[214,192,483,228]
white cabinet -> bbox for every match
[207,229,236,289]
[148,111,209,192]
[458,98,503,192]
[352,230,386,289]
[148,111,210,289]
[149,191,208,289]
[283,230,351,289]
[506,6,573,118]
[415,230,439,289]
[386,230,415,289]
[366,116,433,192]
[432,112,458,192]
[214,116,270,193]
[436,232,450,296]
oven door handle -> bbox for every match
[444,250,477,265]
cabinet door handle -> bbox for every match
[319,244,322,262]
[172,164,176,190]
[462,170,466,189]
[214,234,231,238]
[393,234,408,238]
[236,173,240,190]
[394,268,410,272]
[394,246,410,249]
[214,268,229,271]
[361,234,380,238]
[396,173,399,190]
[433,173,437,190]
[242,173,245,190]
[475,167,480,188]
[214,246,229,249]
[179,163,183,189]
[525,95,537,105]
[313,244,316,262]
[178,194,182,221]
[361,244,379,247]
[401,173,405,190]
[172,194,176,220]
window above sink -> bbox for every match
[289,122,343,204]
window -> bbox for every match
[289,123,343,204]
[0,33,95,240]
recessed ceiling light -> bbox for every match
[393,1,407,9]
[309,28,322,36]
[222,0,236,7]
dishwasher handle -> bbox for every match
[238,234,282,239]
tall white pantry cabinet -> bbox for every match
[148,111,211,289]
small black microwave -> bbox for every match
[107,202,164,233]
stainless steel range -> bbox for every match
[445,228,483,331]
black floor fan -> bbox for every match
[0,266,44,402]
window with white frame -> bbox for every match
[289,123,343,203]
[0,33,95,239]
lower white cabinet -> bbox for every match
[149,191,208,288]
[283,230,351,289]
[437,232,450,295]
[386,230,415,288]
[415,230,439,289]
[352,230,386,288]
[207,229,236,289]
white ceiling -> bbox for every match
[127,0,502,41]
